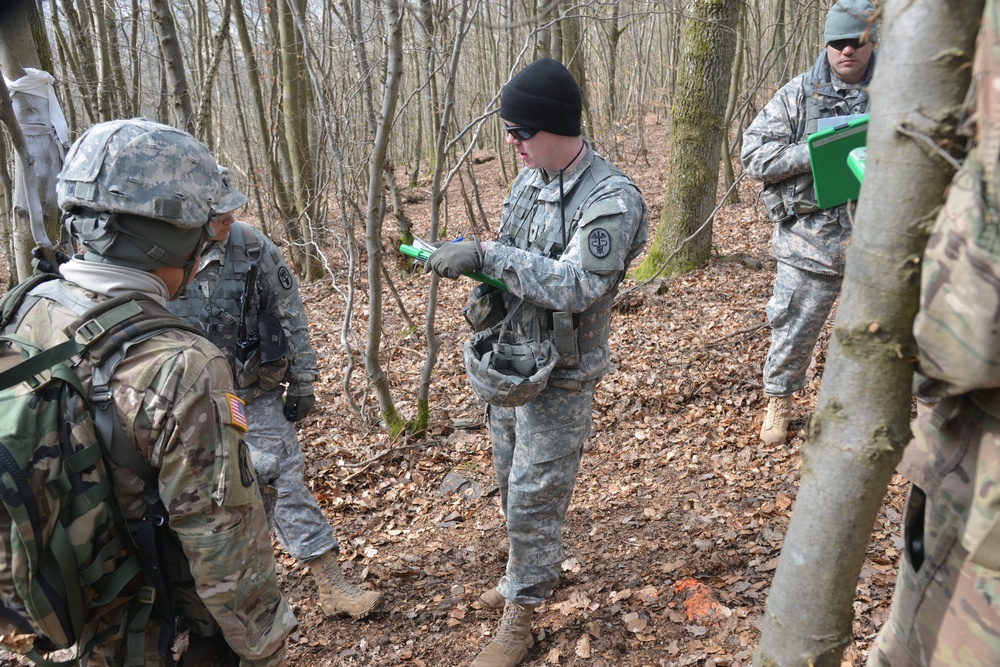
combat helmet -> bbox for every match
[463,327,559,408]
[57,119,220,272]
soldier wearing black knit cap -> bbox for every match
[426,57,649,667]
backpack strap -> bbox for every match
[69,295,200,667]
[0,272,60,330]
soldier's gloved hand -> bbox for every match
[283,385,316,422]
[424,239,483,279]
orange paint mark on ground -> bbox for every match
[673,578,719,622]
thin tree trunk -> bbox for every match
[722,3,745,204]
[150,0,195,133]
[754,1,985,663]
[364,0,405,436]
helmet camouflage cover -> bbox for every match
[463,328,559,408]
[57,118,220,228]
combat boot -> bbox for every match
[470,601,536,667]
[309,550,384,619]
[479,587,506,609]
[759,395,793,445]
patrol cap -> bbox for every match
[825,0,878,44]
[217,166,250,213]
[57,118,220,228]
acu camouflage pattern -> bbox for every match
[869,4,1000,664]
[238,389,337,562]
[482,146,648,383]
[4,280,294,667]
[762,262,842,396]
[168,222,318,393]
[741,50,875,276]
[477,147,647,605]
[57,119,220,228]
[167,222,334,564]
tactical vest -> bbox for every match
[168,222,262,368]
[761,53,873,222]
[500,154,623,366]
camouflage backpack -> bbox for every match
[0,273,198,666]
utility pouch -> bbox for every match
[760,185,791,223]
[551,311,579,368]
[463,283,506,332]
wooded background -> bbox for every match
[2,1,992,665]
[0,0,847,434]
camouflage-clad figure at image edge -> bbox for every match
[868,2,1000,663]
[3,118,296,666]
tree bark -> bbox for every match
[753,1,985,664]
[632,0,741,281]
[150,0,195,134]
[364,0,405,436]
[0,0,64,282]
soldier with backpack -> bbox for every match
[0,119,296,666]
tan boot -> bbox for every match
[760,395,793,445]
[479,587,506,609]
[469,601,536,667]
[309,551,384,619]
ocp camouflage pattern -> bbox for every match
[5,280,295,666]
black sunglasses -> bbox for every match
[828,38,866,51]
[503,124,539,141]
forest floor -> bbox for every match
[276,117,910,667]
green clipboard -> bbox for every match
[807,115,869,209]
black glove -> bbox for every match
[283,387,316,422]
[425,239,483,279]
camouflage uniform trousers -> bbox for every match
[489,379,596,606]
[868,399,1000,666]
[763,260,842,396]
[246,387,337,562]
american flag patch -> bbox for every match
[226,393,249,432]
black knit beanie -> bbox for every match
[500,58,582,137]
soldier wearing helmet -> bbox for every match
[2,119,296,665]
[168,166,383,620]
[425,58,648,667]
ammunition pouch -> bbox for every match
[463,283,506,333]
[548,294,613,369]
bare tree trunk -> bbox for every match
[230,0,294,228]
[150,0,195,134]
[194,0,231,143]
[722,3,745,204]
[0,0,64,282]
[633,0,741,281]
[364,0,405,436]
[753,1,985,664]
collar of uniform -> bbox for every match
[536,140,593,201]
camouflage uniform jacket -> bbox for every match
[742,50,876,276]
[4,276,296,666]
[906,0,1000,571]
[481,145,648,382]
[168,222,319,395]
